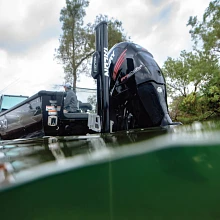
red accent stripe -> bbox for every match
[114,51,126,71]
[113,58,124,80]
[113,49,127,80]
[115,53,126,73]
[114,49,127,72]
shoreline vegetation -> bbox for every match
[163,0,219,125]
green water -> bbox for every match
[0,121,220,220]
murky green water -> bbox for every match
[0,121,220,219]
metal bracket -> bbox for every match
[88,114,101,132]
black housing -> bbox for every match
[108,42,179,131]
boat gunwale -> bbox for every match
[0,90,65,116]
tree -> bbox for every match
[163,49,218,96]
[93,14,130,49]
[55,1,130,88]
[54,0,94,88]
[162,0,220,122]
[187,0,220,119]
[163,48,219,121]
[187,0,220,58]
[162,51,194,98]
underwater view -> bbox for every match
[0,121,220,220]
[0,0,219,219]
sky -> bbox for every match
[0,0,211,102]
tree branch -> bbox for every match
[75,51,94,69]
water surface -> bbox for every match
[0,121,220,219]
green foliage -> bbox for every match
[55,1,130,88]
[168,96,184,121]
[55,0,93,88]
[162,54,190,97]
[163,50,212,98]
[203,85,220,113]
[179,93,197,115]
[93,14,130,49]
[187,0,220,57]
[165,0,220,124]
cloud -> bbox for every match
[0,0,64,53]
[0,0,211,98]
[85,0,210,66]
[0,39,63,95]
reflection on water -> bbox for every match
[0,122,220,186]
[0,121,220,219]
[0,126,169,184]
[0,121,219,187]
[173,120,220,134]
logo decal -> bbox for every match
[121,65,143,82]
[0,119,8,130]
[108,50,115,68]
[103,47,108,77]
[157,87,163,93]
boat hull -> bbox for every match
[0,91,92,140]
